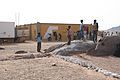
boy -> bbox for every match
[36,33,42,52]
[67,26,72,45]
[79,20,84,40]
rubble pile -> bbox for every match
[45,36,120,57]
[45,40,95,56]
[89,36,120,56]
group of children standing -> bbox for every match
[67,19,99,45]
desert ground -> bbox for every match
[0,41,119,80]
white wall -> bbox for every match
[44,26,58,39]
[0,22,15,38]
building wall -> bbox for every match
[16,24,30,40]
[30,24,37,41]
[39,23,80,42]
[16,23,91,42]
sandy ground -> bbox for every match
[0,41,119,80]
[76,54,120,74]
[0,57,116,80]
[0,41,65,56]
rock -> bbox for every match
[0,47,5,50]
[112,73,120,79]
[15,50,28,54]
[52,63,57,66]
[5,69,7,71]
[95,68,99,72]
[104,72,112,76]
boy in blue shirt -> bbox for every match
[36,33,42,52]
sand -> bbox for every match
[0,41,119,80]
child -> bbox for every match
[67,26,72,45]
[36,33,42,52]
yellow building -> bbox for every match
[16,22,90,42]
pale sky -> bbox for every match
[0,0,120,30]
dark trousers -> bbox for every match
[78,31,84,40]
[37,42,41,52]
[93,31,97,43]
[67,36,71,45]
[89,32,92,40]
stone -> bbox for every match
[112,73,120,79]
[15,50,28,54]
[0,47,5,50]
[52,63,57,66]
[104,72,112,76]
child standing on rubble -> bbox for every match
[79,20,84,40]
[36,32,42,52]
[67,26,72,45]
[93,20,99,43]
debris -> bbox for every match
[88,36,120,56]
[45,40,95,56]
[0,47,5,50]
[52,63,57,66]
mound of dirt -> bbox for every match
[45,40,95,56]
[88,36,120,56]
